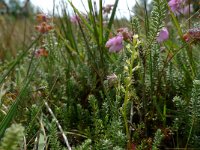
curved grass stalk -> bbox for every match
[185,117,195,149]
[43,100,71,150]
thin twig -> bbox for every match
[44,100,72,150]
[39,116,47,149]
[23,136,27,150]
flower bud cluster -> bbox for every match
[34,14,53,57]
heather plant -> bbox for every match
[0,0,200,149]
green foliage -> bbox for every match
[132,16,141,34]
[88,95,104,140]
[25,104,41,146]
[0,124,24,150]
[87,95,126,149]
[48,121,61,150]
[186,80,200,147]
[73,139,92,150]
[152,129,164,150]
[189,80,200,125]
[172,80,200,148]
[0,53,39,138]
[172,96,187,131]
[148,0,167,46]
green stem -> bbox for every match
[149,48,153,100]
[122,46,137,148]
[142,55,147,135]
[185,117,195,149]
[163,98,166,126]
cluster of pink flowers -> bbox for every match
[168,0,193,16]
[34,13,53,58]
[35,22,53,34]
[106,35,123,53]
[105,28,133,53]
[35,14,53,34]
[106,27,169,53]
[183,28,200,43]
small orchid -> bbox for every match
[157,27,169,43]
[105,35,123,53]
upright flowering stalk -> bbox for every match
[35,13,53,34]
[34,13,53,57]
[157,27,169,43]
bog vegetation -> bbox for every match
[0,0,200,149]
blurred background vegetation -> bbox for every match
[0,0,199,60]
[0,0,35,60]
